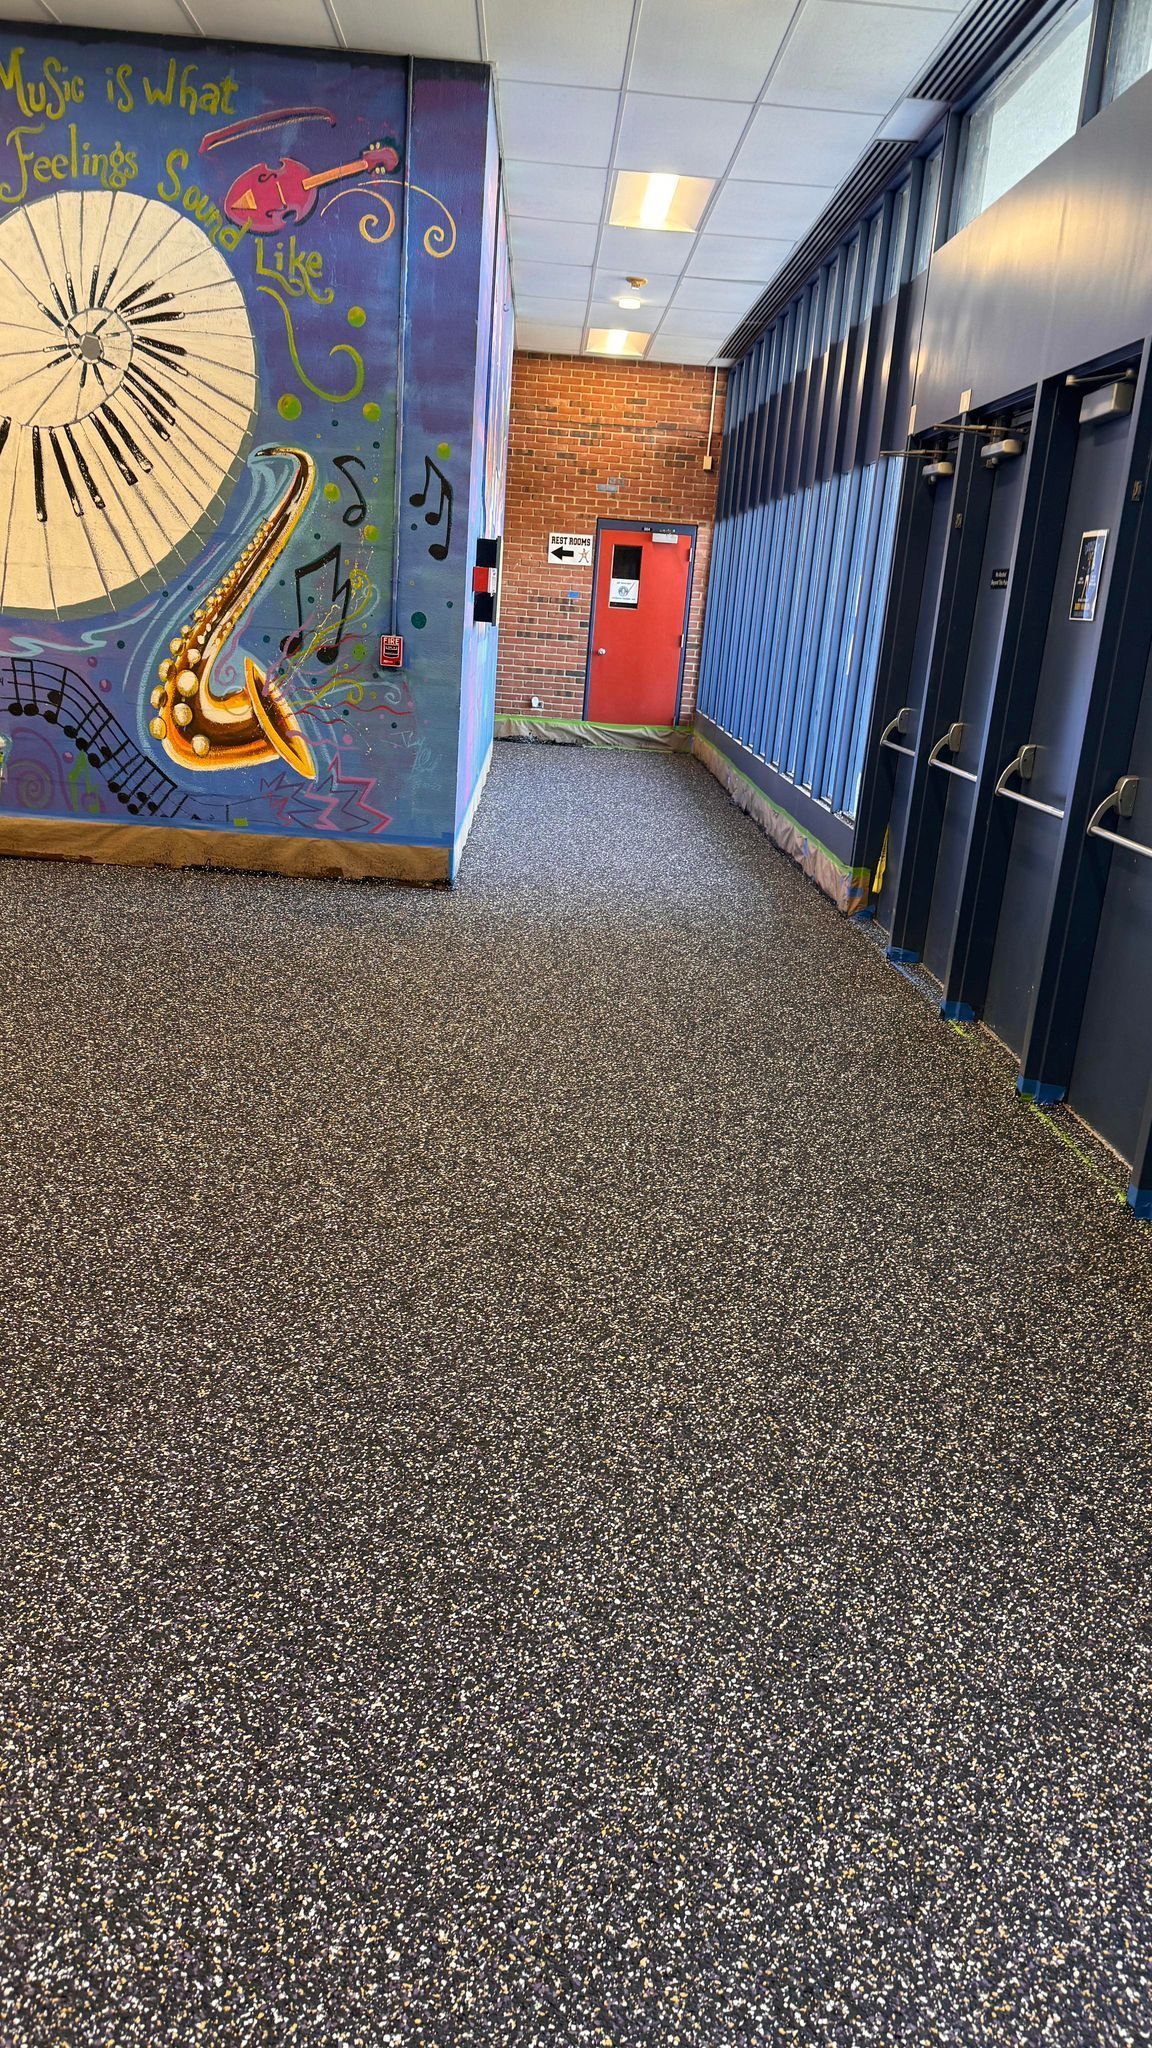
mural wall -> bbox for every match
[457,95,512,837]
[0,32,505,878]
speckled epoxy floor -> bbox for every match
[2,744,1152,2047]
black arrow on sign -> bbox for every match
[550,545,577,560]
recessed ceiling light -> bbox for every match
[610,171,714,234]
[618,294,643,309]
[639,172,679,231]
[586,328,649,358]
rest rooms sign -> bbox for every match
[548,533,593,566]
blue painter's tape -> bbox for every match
[1127,1184,1152,1220]
[940,999,976,1021]
[887,945,920,963]
[1017,1077,1067,1104]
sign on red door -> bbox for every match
[585,525,694,725]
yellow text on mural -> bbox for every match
[255,234,333,306]
[0,123,137,204]
[157,148,249,250]
[0,48,85,122]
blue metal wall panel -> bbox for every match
[699,172,925,828]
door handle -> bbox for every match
[595,647,606,655]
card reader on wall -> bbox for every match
[473,537,500,623]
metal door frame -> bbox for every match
[583,519,697,723]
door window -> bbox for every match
[609,543,642,608]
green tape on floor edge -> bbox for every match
[692,732,869,916]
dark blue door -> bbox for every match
[922,449,1028,983]
[1067,643,1152,1161]
[875,473,954,928]
[983,407,1133,1054]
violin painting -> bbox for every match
[224,137,400,233]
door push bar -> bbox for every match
[879,706,915,758]
[1087,775,1152,860]
[994,743,1066,820]
[927,721,978,783]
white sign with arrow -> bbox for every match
[548,532,594,566]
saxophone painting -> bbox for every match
[149,447,317,779]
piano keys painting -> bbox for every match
[0,30,511,881]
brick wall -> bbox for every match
[495,352,726,724]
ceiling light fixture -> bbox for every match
[586,328,649,358]
[639,172,679,232]
[609,172,713,235]
[617,275,647,310]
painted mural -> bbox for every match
[0,33,496,858]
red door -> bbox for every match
[586,525,694,725]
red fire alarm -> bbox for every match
[380,634,404,668]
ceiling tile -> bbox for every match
[737,103,878,184]
[485,0,633,88]
[592,268,680,308]
[630,0,795,100]
[671,275,766,315]
[511,219,600,266]
[516,294,600,323]
[511,259,593,301]
[616,94,751,179]
[498,82,619,167]
[503,161,608,224]
[190,0,338,45]
[646,337,721,363]
[766,1,957,114]
[706,179,832,239]
[587,299,665,334]
[598,223,706,274]
[687,231,794,279]
[516,322,585,353]
[657,306,734,338]
[45,0,195,28]
[332,0,481,58]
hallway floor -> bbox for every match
[2,744,1151,2047]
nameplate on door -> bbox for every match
[1070,529,1107,621]
[610,578,640,607]
[990,566,1009,589]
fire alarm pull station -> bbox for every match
[380,634,404,668]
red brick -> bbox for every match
[496,352,726,723]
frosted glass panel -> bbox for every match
[912,147,942,273]
[954,0,1092,231]
[1103,0,1152,102]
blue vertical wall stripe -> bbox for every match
[698,166,933,822]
